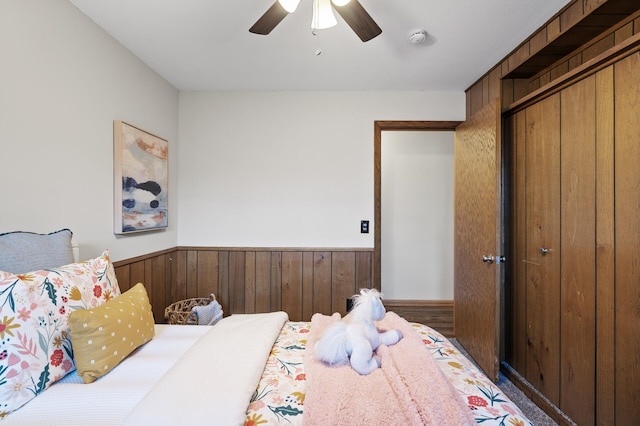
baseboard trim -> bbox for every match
[383,299,454,337]
[500,362,577,425]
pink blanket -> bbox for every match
[303,312,476,426]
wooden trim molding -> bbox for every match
[112,247,176,268]
[177,246,373,252]
[373,121,462,292]
[505,32,640,113]
[501,362,577,426]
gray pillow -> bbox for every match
[0,229,74,274]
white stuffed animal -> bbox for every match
[314,288,403,375]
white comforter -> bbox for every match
[124,311,289,426]
[4,312,288,426]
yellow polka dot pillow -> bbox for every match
[0,250,120,415]
[68,283,155,384]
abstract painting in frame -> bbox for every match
[114,120,168,234]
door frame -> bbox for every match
[373,121,462,291]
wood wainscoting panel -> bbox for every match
[331,252,357,315]
[113,248,177,323]
[269,251,282,313]
[172,250,187,306]
[301,252,314,322]
[113,248,454,336]
[281,251,303,322]
[254,251,272,313]
[115,247,375,323]
[150,254,170,328]
[197,251,219,301]
[229,251,247,315]
[383,300,454,337]
[311,252,332,317]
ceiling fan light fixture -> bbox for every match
[278,0,301,13]
[311,0,337,30]
[250,0,381,42]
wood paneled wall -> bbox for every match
[464,2,640,423]
[528,9,640,92]
[114,247,372,323]
[112,248,175,324]
[113,247,454,335]
[503,38,640,426]
[466,0,640,118]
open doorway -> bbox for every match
[373,121,461,332]
[381,130,454,299]
[373,121,461,290]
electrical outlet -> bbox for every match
[360,220,369,234]
[346,298,354,312]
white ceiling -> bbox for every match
[68,0,571,92]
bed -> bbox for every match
[0,230,532,425]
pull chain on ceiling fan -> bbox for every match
[249,0,382,42]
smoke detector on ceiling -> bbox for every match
[409,30,427,44]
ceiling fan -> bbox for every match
[249,0,382,42]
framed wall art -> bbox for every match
[113,120,168,234]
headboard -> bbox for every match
[72,238,80,263]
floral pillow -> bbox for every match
[0,250,120,416]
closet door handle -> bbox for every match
[539,248,549,255]
[482,255,495,264]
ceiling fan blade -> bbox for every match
[333,0,382,42]
[249,2,289,35]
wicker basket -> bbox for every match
[164,294,217,325]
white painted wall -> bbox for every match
[381,131,454,299]
[0,0,179,261]
[1,0,466,300]
[178,91,464,247]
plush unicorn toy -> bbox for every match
[314,288,403,375]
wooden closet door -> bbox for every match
[560,75,597,425]
[614,51,640,425]
[454,98,501,382]
[524,93,561,404]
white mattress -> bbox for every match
[4,325,209,425]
